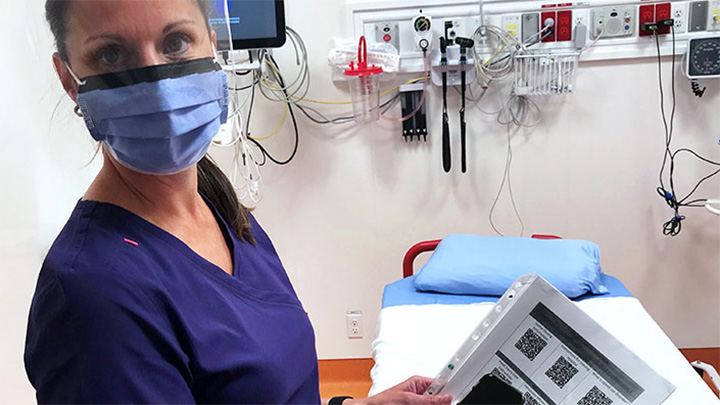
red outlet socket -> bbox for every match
[639,4,655,37]
[556,10,572,41]
[656,2,671,34]
[541,11,557,42]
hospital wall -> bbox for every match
[1,0,718,402]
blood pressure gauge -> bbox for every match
[686,37,720,79]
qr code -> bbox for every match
[514,328,548,361]
[577,386,613,405]
[544,356,579,389]
[523,391,540,405]
[491,367,511,385]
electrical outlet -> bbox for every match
[443,17,476,41]
[639,4,655,37]
[574,9,590,27]
[346,311,363,339]
[672,2,688,33]
[656,3,672,34]
[556,10,573,41]
[501,14,521,38]
[541,11,557,42]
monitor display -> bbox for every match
[208,0,286,50]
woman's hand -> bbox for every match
[347,376,452,405]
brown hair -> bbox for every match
[45,0,255,244]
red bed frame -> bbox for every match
[402,235,562,279]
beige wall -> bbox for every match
[2,0,719,402]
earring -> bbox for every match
[74,105,83,117]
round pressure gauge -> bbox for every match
[687,37,720,79]
[414,16,431,33]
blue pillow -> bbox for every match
[413,234,608,298]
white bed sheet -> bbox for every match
[369,297,718,404]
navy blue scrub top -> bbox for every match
[24,198,321,404]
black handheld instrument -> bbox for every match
[440,36,451,173]
[456,36,474,174]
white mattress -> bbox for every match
[369,297,718,404]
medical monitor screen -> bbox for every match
[209,0,286,50]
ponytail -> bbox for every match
[198,156,255,245]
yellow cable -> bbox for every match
[250,101,287,141]
[246,61,289,141]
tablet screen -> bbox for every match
[209,0,286,50]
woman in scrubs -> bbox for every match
[24,1,452,404]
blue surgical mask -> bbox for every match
[67,58,228,175]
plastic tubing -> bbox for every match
[380,52,429,122]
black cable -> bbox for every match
[247,55,299,166]
[673,148,720,166]
[246,73,256,136]
[678,168,720,205]
[237,76,267,167]
[655,31,673,194]
[690,80,706,97]
[654,29,683,236]
[654,27,720,235]
[230,73,260,92]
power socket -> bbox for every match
[501,14,521,38]
[672,2,688,33]
[442,17,477,42]
[346,311,363,339]
[574,9,590,27]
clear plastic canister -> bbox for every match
[344,36,384,123]
[347,74,380,123]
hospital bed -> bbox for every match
[368,238,719,404]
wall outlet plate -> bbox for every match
[672,2,689,33]
[690,1,709,32]
[375,21,400,52]
[442,16,479,41]
[522,13,540,43]
[501,14,521,38]
[591,6,636,39]
[346,311,363,339]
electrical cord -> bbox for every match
[295,92,401,125]
[219,0,263,205]
[653,27,720,235]
[257,27,311,104]
[472,25,519,83]
[497,92,541,127]
[247,60,299,166]
[580,24,606,53]
[489,124,525,237]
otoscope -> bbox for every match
[440,35,451,173]
[455,36,474,174]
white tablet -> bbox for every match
[424,274,675,405]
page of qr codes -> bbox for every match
[425,274,675,405]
